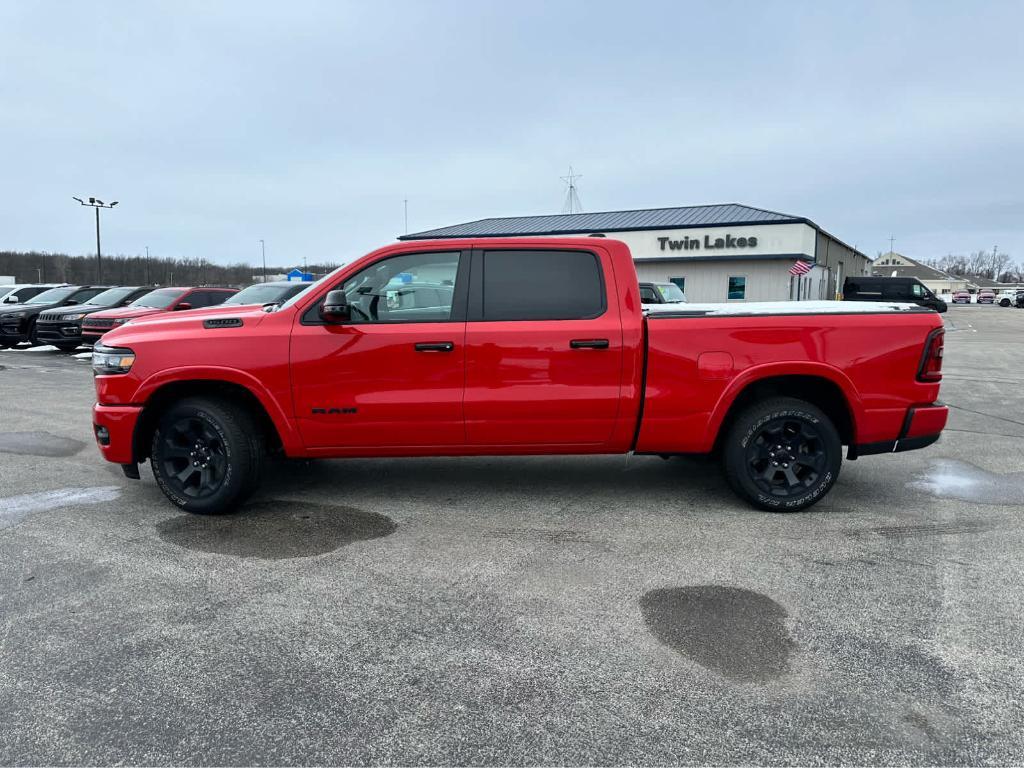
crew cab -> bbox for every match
[82,287,238,343]
[91,238,948,515]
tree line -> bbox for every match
[922,249,1023,282]
[0,250,343,287]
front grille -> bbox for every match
[38,313,62,322]
[84,318,117,329]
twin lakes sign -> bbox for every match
[657,233,758,252]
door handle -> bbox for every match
[414,341,455,352]
[570,338,609,349]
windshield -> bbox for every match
[130,288,185,309]
[85,287,138,306]
[225,283,310,305]
[26,286,77,304]
[655,283,686,302]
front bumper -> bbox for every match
[92,402,142,465]
[36,319,85,346]
[851,403,949,458]
[0,318,29,343]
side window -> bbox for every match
[204,291,231,307]
[911,283,925,297]
[727,276,746,300]
[184,291,209,308]
[337,251,460,323]
[73,288,105,303]
[481,249,604,321]
[638,286,658,303]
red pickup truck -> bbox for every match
[91,238,947,515]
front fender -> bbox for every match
[135,365,305,455]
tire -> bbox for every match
[1000,299,1010,307]
[722,397,841,513]
[26,319,39,346]
[150,396,265,514]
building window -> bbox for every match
[669,277,685,293]
[727,276,746,300]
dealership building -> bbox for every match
[400,203,871,303]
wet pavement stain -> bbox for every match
[909,458,1024,506]
[157,499,397,559]
[640,585,795,682]
[0,431,85,457]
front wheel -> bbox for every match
[151,396,265,514]
[722,397,842,512]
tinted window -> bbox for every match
[85,287,140,306]
[131,289,185,309]
[727,276,746,300]
[26,286,78,304]
[639,286,658,302]
[482,250,604,321]
[226,284,299,306]
[339,252,459,323]
[70,288,106,303]
[202,290,234,307]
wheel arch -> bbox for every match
[132,374,297,462]
[710,366,861,453]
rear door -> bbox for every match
[463,247,623,447]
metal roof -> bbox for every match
[399,203,804,240]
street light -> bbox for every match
[73,196,119,283]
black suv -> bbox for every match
[0,285,111,347]
[35,286,152,351]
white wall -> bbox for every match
[635,260,797,302]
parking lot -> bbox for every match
[1,305,1022,765]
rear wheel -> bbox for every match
[150,396,264,514]
[722,397,841,512]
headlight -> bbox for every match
[62,313,86,321]
[92,345,136,375]
[112,318,129,326]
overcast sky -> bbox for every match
[2,0,1022,268]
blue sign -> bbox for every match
[287,268,314,282]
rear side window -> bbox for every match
[481,249,604,321]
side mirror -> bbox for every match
[64,299,79,305]
[4,295,18,303]
[320,290,350,323]
[174,302,192,311]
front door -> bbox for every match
[290,250,468,450]
[463,247,624,447]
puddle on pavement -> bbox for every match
[909,458,1024,506]
[0,486,122,529]
[640,585,795,682]
[0,431,85,457]
[157,499,397,559]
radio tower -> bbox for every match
[561,166,583,214]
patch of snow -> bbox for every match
[646,300,926,317]
[73,352,93,359]
[0,486,121,529]
[23,345,59,352]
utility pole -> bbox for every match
[260,239,267,283]
[72,197,118,283]
[888,235,895,255]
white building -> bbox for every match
[400,203,871,303]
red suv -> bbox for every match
[82,287,237,343]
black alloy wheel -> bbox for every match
[723,397,842,512]
[745,417,826,498]
[151,396,264,514]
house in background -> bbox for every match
[871,252,969,295]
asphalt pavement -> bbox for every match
[1,305,1022,765]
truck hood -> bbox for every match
[100,305,270,344]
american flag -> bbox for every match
[789,260,812,276]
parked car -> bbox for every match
[0,285,111,347]
[952,290,972,304]
[976,290,996,305]
[843,276,947,313]
[36,286,153,351]
[1015,291,1024,309]
[639,281,687,305]
[221,280,313,307]
[996,291,1017,307]
[92,237,948,516]
[82,287,238,343]
[0,284,67,306]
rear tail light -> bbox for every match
[917,328,944,382]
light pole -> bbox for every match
[73,196,118,283]
[260,239,267,283]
